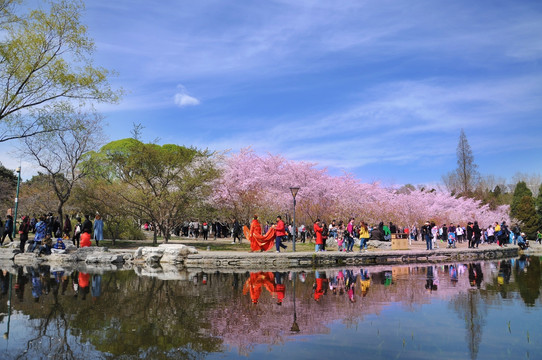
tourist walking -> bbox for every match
[202,222,209,240]
[72,217,82,248]
[29,215,47,253]
[63,214,72,238]
[473,221,481,248]
[93,214,104,247]
[232,219,241,244]
[422,221,432,250]
[274,216,288,252]
[1,215,13,245]
[18,216,30,253]
[431,222,439,249]
[467,222,474,248]
[359,221,369,252]
[314,219,323,252]
[346,218,355,252]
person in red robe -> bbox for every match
[243,215,276,252]
[313,271,328,302]
[80,232,91,248]
[314,219,323,252]
[243,272,275,304]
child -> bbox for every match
[52,238,66,254]
[448,231,456,248]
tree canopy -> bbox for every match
[84,139,219,244]
[0,0,120,142]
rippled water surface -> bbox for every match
[0,256,540,359]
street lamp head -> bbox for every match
[16,167,21,173]
[289,186,300,199]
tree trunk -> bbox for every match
[153,226,157,246]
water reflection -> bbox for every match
[0,257,540,359]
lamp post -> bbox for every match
[290,271,300,333]
[289,187,300,252]
[12,167,21,238]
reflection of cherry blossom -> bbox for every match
[213,148,509,226]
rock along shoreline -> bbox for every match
[0,240,521,272]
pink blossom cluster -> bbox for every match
[212,149,510,227]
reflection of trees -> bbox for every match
[450,263,488,360]
[515,257,540,306]
[3,259,542,359]
[8,269,223,359]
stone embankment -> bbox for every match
[0,240,522,272]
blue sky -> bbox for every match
[4,0,542,185]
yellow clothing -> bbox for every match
[359,227,370,239]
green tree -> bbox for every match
[442,129,480,196]
[510,181,532,219]
[0,0,120,142]
[0,162,17,211]
[515,195,539,239]
[536,183,542,230]
[85,139,219,245]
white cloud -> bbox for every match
[173,86,200,108]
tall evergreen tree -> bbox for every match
[511,181,533,219]
[536,183,542,229]
[516,195,539,239]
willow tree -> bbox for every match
[0,0,120,142]
[85,139,219,245]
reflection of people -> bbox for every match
[498,260,512,285]
[468,263,484,288]
[274,272,285,305]
[79,272,90,300]
[15,267,27,302]
[425,266,437,293]
[449,265,458,285]
[243,215,276,252]
[313,271,328,301]
[359,269,371,297]
[243,272,275,304]
[91,274,102,299]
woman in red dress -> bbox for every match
[243,215,276,252]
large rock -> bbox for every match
[134,244,198,264]
[134,264,189,280]
[367,240,391,250]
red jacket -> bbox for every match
[275,220,286,237]
[314,223,323,245]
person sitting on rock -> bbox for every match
[369,225,384,241]
[517,233,528,250]
[51,238,67,254]
[38,235,53,256]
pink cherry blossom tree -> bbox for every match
[212,149,510,227]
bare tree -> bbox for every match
[510,172,541,197]
[20,109,104,222]
[443,129,480,195]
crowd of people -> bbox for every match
[416,220,529,251]
[0,213,104,255]
[242,215,531,253]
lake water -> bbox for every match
[0,256,540,360]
